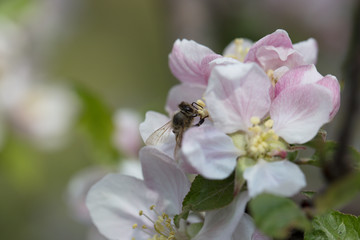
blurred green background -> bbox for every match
[0,0,358,239]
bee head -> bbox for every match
[178,101,196,116]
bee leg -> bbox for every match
[194,117,205,127]
[191,101,203,110]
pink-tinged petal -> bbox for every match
[274,65,322,97]
[86,174,158,240]
[181,125,240,179]
[139,111,171,143]
[209,56,241,67]
[293,38,318,64]
[205,62,271,133]
[194,191,250,240]
[232,213,256,240]
[169,39,221,86]
[275,65,340,121]
[317,75,340,120]
[245,29,293,64]
[255,45,305,71]
[243,160,306,197]
[165,83,206,115]
[140,146,190,215]
[271,84,333,144]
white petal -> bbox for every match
[118,158,143,179]
[165,83,205,115]
[244,160,306,198]
[232,213,256,240]
[139,111,171,143]
[271,84,333,144]
[293,38,318,64]
[86,174,158,240]
[181,125,240,179]
[140,146,190,215]
[205,62,271,133]
[194,191,250,240]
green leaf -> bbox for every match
[75,85,119,164]
[174,172,235,226]
[315,172,360,213]
[249,193,310,238]
[305,211,360,240]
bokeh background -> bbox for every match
[0,0,358,239]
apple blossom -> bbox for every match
[86,146,252,240]
[180,61,340,197]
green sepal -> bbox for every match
[186,222,204,238]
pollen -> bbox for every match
[247,116,286,159]
[133,205,179,240]
[267,69,278,87]
[195,99,209,119]
[250,116,261,125]
[224,38,250,62]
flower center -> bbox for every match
[132,205,187,240]
[246,116,286,160]
[224,38,250,62]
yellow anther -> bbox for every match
[258,145,265,153]
[150,205,156,210]
[250,146,257,153]
[267,69,274,78]
[142,225,147,229]
[132,224,138,229]
[264,119,274,128]
[139,210,143,216]
[131,237,135,240]
[250,116,261,125]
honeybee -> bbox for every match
[145,100,208,154]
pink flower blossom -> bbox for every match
[86,146,252,240]
[180,61,339,197]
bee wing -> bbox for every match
[145,121,173,146]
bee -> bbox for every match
[145,100,208,154]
